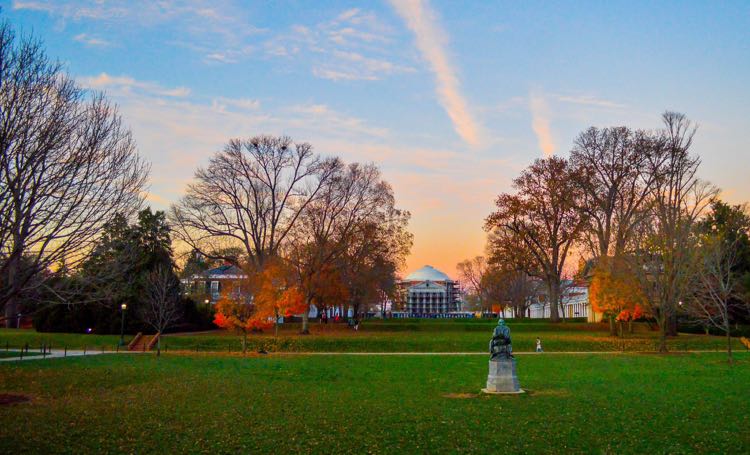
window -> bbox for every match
[210,281,219,296]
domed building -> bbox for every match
[399,265,462,315]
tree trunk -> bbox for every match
[609,316,617,336]
[628,320,633,334]
[726,320,733,364]
[301,304,310,334]
[156,337,161,358]
[618,320,624,338]
[4,252,21,329]
[657,313,668,353]
[666,313,678,336]
[547,281,560,323]
[274,308,279,338]
[242,331,247,354]
[3,295,18,329]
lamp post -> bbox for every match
[119,303,127,346]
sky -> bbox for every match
[2,0,749,278]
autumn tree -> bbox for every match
[251,258,306,337]
[485,157,586,322]
[287,162,398,333]
[588,257,646,336]
[170,135,339,270]
[0,22,148,327]
[213,280,256,353]
[339,214,412,318]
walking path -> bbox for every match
[270,350,736,356]
[1,349,742,362]
[0,349,133,362]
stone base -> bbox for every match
[481,388,525,395]
[484,358,521,393]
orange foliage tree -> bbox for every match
[213,286,255,353]
[589,258,646,336]
[251,260,306,336]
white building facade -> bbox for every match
[524,281,601,321]
[399,265,462,315]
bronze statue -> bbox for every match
[489,318,513,360]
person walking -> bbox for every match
[536,337,543,353]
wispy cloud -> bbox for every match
[79,73,191,98]
[72,33,110,47]
[14,0,265,63]
[211,97,261,113]
[555,94,626,109]
[267,8,413,82]
[388,0,481,147]
[529,90,555,157]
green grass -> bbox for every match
[0,321,744,353]
[1,353,748,453]
[0,330,127,351]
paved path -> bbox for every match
[1,349,741,362]
[0,349,132,362]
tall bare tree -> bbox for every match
[139,266,182,356]
[632,112,718,351]
[485,157,586,322]
[169,135,339,270]
[0,23,148,327]
[570,126,663,259]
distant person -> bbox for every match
[536,337,543,353]
[322,311,328,324]
[354,318,360,331]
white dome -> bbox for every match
[405,265,451,282]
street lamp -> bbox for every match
[119,303,127,346]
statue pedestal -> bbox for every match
[482,358,524,394]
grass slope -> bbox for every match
[1,321,743,353]
[1,353,748,453]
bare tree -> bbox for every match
[485,157,587,322]
[456,256,490,313]
[0,23,148,327]
[570,127,663,259]
[169,135,339,270]
[632,112,718,351]
[500,271,538,319]
[684,234,746,363]
[139,266,182,356]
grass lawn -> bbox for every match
[0,352,748,453]
[1,320,743,353]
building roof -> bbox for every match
[192,264,247,280]
[404,265,451,282]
